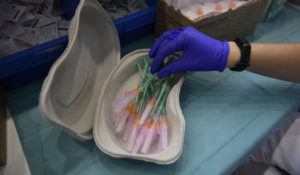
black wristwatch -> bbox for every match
[230,38,251,71]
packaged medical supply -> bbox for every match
[40,0,186,164]
[0,0,68,58]
[98,0,148,20]
[110,57,173,154]
[156,0,269,41]
[164,0,249,22]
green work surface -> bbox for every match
[7,5,300,175]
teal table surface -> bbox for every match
[6,5,300,175]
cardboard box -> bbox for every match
[155,0,269,40]
[0,82,6,165]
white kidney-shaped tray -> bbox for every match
[39,0,185,164]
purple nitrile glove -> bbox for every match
[149,26,230,78]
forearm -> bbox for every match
[227,42,300,83]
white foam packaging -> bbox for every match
[39,0,186,164]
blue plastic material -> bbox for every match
[0,0,156,89]
[60,0,80,20]
[115,5,156,44]
[0,36,68,88]
[61,0,156,44]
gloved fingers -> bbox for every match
[157,56,188,78]
[150,33,184,74]
[149,28,183,58]
[149,31,171,58]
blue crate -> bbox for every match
[0,36,68,88]
[0,0,156,89]
[115,6,156,44]
[61,0,156,44]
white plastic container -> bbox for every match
[39,0,185,164]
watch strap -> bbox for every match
[230,38,251,71]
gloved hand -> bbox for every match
[149,26,230,78]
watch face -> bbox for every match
[243,43,251,48]
[231,37,250,72]
[240,38,249,44]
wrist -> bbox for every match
[226,41,241,68]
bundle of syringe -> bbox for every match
[110,57,172,154]
[164,0,249,22]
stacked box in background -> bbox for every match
[263,0,287,21]
[0,82,6,166]
[155,0,269,40]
